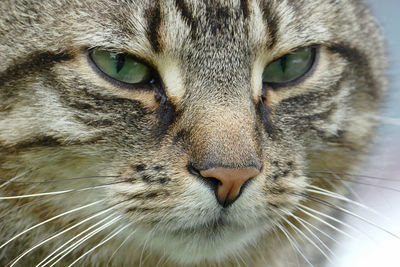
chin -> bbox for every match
[133,222,266,265]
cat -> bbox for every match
[0,0,392,266]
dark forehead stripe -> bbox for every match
[240,0,250,19]
[145,1,163,53]
[204,2,232,36]
[174,0,198,35]
[259,2,279,50]
[0,52,73,89]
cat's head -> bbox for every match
[0,0,386,265]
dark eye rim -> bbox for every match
[263,46,319,90]
[87,48,160,90]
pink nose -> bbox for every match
[200,167,260,206]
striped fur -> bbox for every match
[0,0,387,266]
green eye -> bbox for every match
[90,50,152,84]
[262,47,315,85]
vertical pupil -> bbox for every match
[116,54,125,73]
[280,55,287,73]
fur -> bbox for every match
[0,0,387,266]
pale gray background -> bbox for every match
[329,1,400,266]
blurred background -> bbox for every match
[329,1,400,266]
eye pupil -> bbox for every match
[280,56,287,73]
[116,54,125,73]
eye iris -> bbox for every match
[90,50,152,85]
[262,47,314,84]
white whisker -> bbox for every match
[271,227,298,266]
[0,170,30,189]
[294,213,340,245]
[37,209,115,267]
[274,222,314,267]
[0,175,119,185]
[106,228,137,266]
[11,207,114,267]
[287,210,336,258]
[278,212,333,263]
[68,221,132,266]
[330,172,363,201]
[230,252,240,267]
[309,170,400,182]
[297,205,356,240]
[306,185,381,216]
[154,250,164,267]
[0,184,115,200]
[154,249,167,267]
[139,222,161,267]
[47,215,122,267]
[302,195,400,239]
[0,200,104,250]
[316,177,400,192]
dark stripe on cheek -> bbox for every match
[257,99,275,135]
[260,2,279,50]
[278,92,322,113]
[155,99,177,139]
[276,89,340,117]
[1,135,101,151]
[0,52,73,88]
[301,105,336,122]
[328,44,367,67]
[9,136,61,149]
[145,2,163,53]
[328,44,378,97]
[65,90,150,126]
[173,129,190,144]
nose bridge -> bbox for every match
[180,22,251,100]
[178,34,259,169]
[188,102,262,170]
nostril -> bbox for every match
[187,164,221,192]
[187,164,201,176]
[187,164,259,208]
[200,167,259,207]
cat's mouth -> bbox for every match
[137,214,265,265]
[152,208,266,240]
[168,217,228,236]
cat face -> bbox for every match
[0,0,387,265]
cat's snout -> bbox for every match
[199,167,260,207]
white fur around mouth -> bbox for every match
[134,222,265,265]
